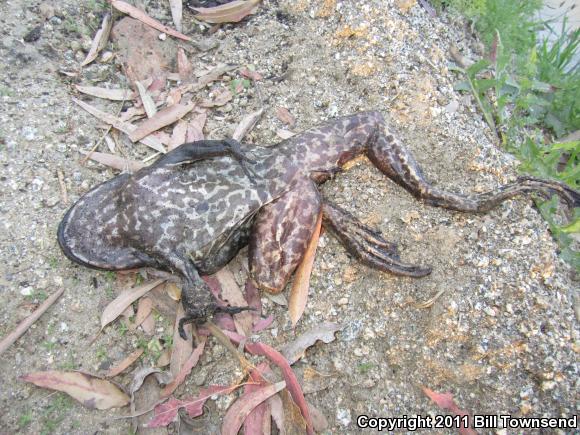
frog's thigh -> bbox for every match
[249,179,321,294]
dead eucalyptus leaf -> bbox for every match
[75,85,133,101]
[135,81,157,118]
[160,335,207,397]
[81,12,112,66]
[186,112,207,142]
[100,280,164,330]
[109,0,191,41]
[169,120,188,151]
[193,0,261,24]
[276,128,295,140]
[80,150,145,172]
[73,98,166,153]
[129,102,195,142]
[276,106,296,127]
[214,268,252,336]
[232,108,263,141]
[177,47,192,80]
[169,304,193,380]
[289,212,322,327]
[169,0,183,31]
[21,371,129,409]
[129,367,172,396]
[105,349,144,377]
[280,322,341,365]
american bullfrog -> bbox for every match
[58,111,579,338]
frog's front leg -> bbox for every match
[358,111,579,212]
[164,253,251,340]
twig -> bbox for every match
[57,169,68,204]
[0,288,65,356]
[204,321,253,372]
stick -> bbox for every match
[0,288,65,356]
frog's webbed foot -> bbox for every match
[322,202,432,278]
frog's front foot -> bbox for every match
[178,301,255,340]
[223,138,258,183]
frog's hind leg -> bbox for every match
[322,202,431,277]
[363,112,579,212]
[249,178,322,293]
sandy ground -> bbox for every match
[0,0,578,433]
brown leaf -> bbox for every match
[156,349,171,368]
[80,150,145,172]
[105,349,144,377]
[81,12,112,66]
[129,102,195,142]
[221,381,285,435]
[75,85,133,101]
[240,67,263,81]
[200,88,233,108]
[289,211,322,327]
[133,297,153,329]
[214,268,252,336]
[194,0,261,24]
[160,335,207,397]
[268,394,286,435]
[73,98,166,153]
[177,47,192,80]
[186,112,207,142]
[276,128,295,140]
[169,0,183,32]
[168,120,188,151]
[276,107,296,127]
[109,0,191,41]
[423,387,477,435]
[165,282,182,301]
[280,322,341,365]
[281,389,308,434]
[169,304,193,380]
[307,401,329,432]
[140,312,155,335]
[129,367,171,396]
[100,280,164,330]
[232,108,264,141]
[165,88,182,107]
[21,371,129,409]
[135,81,157,118]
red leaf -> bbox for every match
[252,315,274,332]
[160,336,207,397]
[275,106,296,127]
[147,397,183,427]
[224,331,315,435]
[222,381,285,435]
[183,384,241,418]
[423,387,477,435]
[240,67,263,81]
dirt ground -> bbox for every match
[0,0,578,434]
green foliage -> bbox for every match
[449,3,579,270]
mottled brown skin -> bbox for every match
[58,112,579,339]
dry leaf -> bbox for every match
[129,102,195,142]
[81,12,112,66]
[177,47,192,80]
[186,112,207,142]
[276,107,296,127]
[214,268,252,336]
[307,401,329,432]
[268,394,285,435]
[105,349,144,377]
[169,120,188,151]
[156,349,171,367]
[240,67,263,81]
[21,371,129,409]
[169,304,193,380]
[423,387,477,435]
[80,151,145,172]
[135,81,157,118]
[280,322,341,365]
[129,367,172,396]
[133,297,153,329]
[200,88,233,108]
[165,282,182,301]
[165,88,182,106]
[169,0,182,31]
[100,280,164,330]
[232,108,263,141]
[242,362,272,435]
[160,335,207,397]
[194,0,261,24]
[289,211,322,327]
[75,85,133,101]
[276,128,295,140]
[221,381,285,435]
[109,0,191,41]
[140,312,155,335]
[73,98,166,153]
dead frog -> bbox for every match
[58,112,579,339]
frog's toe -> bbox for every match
[216,305,255,316]
[179,302,219,340]
[358,248,432,278]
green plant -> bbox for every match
[18,411,33,429]
[40,394,73,434]
[357,362,375,374]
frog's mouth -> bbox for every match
[57,174,149,271]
